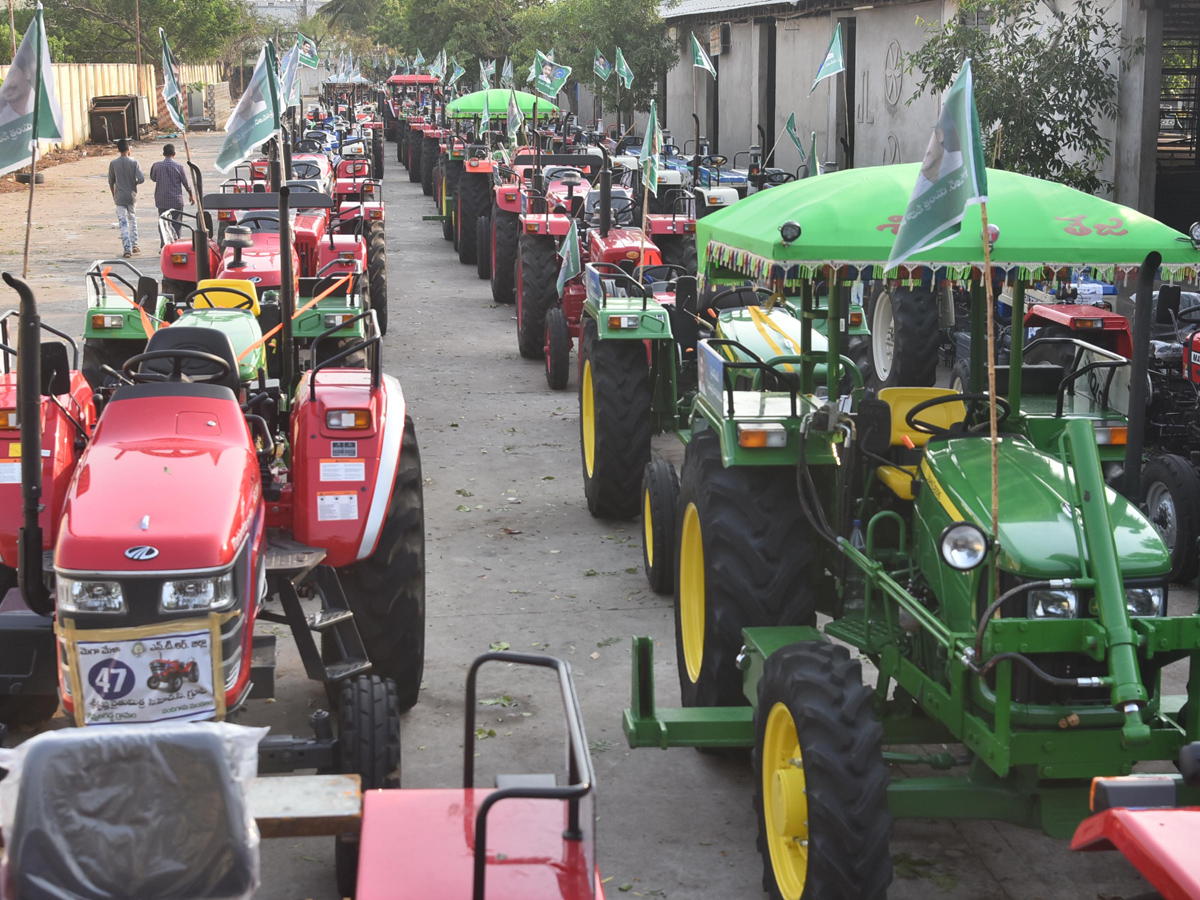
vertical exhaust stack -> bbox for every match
[188,161,212,282]
[269,138,282,193]
[691,113,701,195]
[1123,251,1160,500]
[282,126,294,182]
[598,149,612,239]
[278,186,295,398]
[4,272,52,615]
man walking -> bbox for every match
[149,143,194,246]
[107,137,145,258]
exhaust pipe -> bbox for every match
[4,272,53,615]
[1123,251,1160,500]
[691,113,701,192]
[269,138,282,193]
[598,148,612,238]
[188,161,212,282]
[279,185,295,396]
[282,126,294,182]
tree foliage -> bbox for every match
[905,0,1142,194]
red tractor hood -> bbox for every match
[217,233,300,289]
[56,389,261,574]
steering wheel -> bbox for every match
[764,171,795,186]
[122,349,232,384]
[294,163,322,179]
[700,155,728,168]
[1175,305,1200,329]
[183,285,257,311]
[239,214,279,231]
[906,392,1011,437]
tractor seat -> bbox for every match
[138,326,241,396]
[3,726,258,900]
[874,388,965,501]
[194,278,261,317]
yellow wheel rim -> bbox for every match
[678,502,705,683]
[643,488,654,569]
[582,360,596,478]
[762,702,809,900]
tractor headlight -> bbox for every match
[161,572,235,612]
[57,578,126,613]
[779,220,802,245]
[1125,586,1164,617]
[1190,221,1200,248]
[939,522,988,571]
[1027,589,1078,619]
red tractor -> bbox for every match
[384,72,439,158]
[146,658,199,692]
[0,187,424,790]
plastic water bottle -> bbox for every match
[846,519,867,610]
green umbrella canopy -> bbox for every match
[446,89,558,120]
[698,164,1200,285]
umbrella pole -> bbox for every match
[638,171,650,273]
[21,13,45,280]
[980,201,1000,603]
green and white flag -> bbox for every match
[809,24,845,94]
[216,42,281,173]
[480,88,491,124]
[556,221,581,298]
[0,3,64,177]
[784,112,806,162]
[501,56,513,87]
[280,41,302,110]
[298,33,318,68]
[594,47,612,82]
[886,59,987,272]
[809,131,819,176]
[691,33,716,79]
[533,50,570,99]
[448,58,466,87]
[429,49,445,80]
[614,47,633,89]
[507,86,523,141]
[640,98,661,196]
[159,28,186,132]
[413,49,425,69]
[480,58,496,86]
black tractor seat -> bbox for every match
[137,326,241,395]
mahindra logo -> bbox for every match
[125,546,160,561]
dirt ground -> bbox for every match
[0,127,1184,900]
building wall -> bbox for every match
[774,15,836,173]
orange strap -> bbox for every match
[236,274,353,362]
[101,266,157,338]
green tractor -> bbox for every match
[606,166,1200,899]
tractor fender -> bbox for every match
[519,212,575,237]
[694,186,739,212]
[315,235,368,273]
[643,214,696,237]
[160,240,218,285]
[290,372,408,568]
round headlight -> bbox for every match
[779,220,801,244]
[940,522,989,571]
[1190,221,1200,244]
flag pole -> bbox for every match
[980,201,1000,601]
[841,72,851,169]
[21,11,44,279]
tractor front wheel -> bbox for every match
[867,285,939,389]
[517,234,557,360]
[545,306,570,390]
[755,641,892,900]
[337,673,401,899]
[491,205,519,305]
[475,216,491,280]
[338,416,425,710]
[147,675,161,690]
[1142,454,1200,584]
[579,317,651,519]
[674,428,819,708]
[366,223,388,336]
[420,138,436,196]
[641,459,679,594]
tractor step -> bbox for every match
[495,773,557,789]
[324,657,372,682]
[248,633,276,700]
[263,531,326,578]
[421,214,448,221]
[306,608,354,631]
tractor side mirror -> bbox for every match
[40,342,71,397]
[857,398,892,457]
[137,276,159,312]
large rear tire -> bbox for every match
[516,234,557,360]
[491,205,519,305]
[754,642,892,900]
[674,428,819,708]
[1025,323,1077,369]
[82,337,139,391]
[476,216,491,280]
[406,135,420,182]
[456,172,490,265]
[366,223,388,336]
[657,234,697,276]
[1142,454,1200,584]
[337,417,425,711]
[545,306,570,390]
[420,137,436,196]
[578,317,651,519]
[372,133,384,180]
[641,459,679,594]
[867,285,939,389]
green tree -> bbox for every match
[905,0,1142,194]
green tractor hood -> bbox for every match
[922,437,1170,579]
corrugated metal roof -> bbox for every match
[660,0,787,21]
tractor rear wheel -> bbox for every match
[0,693,59,727]
[338,416,425,711]
[475,216,491,280]
[517,234,557,360]
[950,359,970,394]
[160,276,192,306]
[420,138,436,196]
[82,338,137,391]
[1025,324,1077,369]
[867,285,939,389]
[674,428,819,708]
[641,459,679,594]
[579,317,651,519]
[491,205,519,305]
[1142,454,1200,584]
[372,134,384,180]
[366,223,388,336]
[545,306,570,389]
[754,641,892,900]
[337,673,401,899]
[658,234,698,276]
[396,135,404,164]
[456,173,490,265]
[407,138,420,182]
